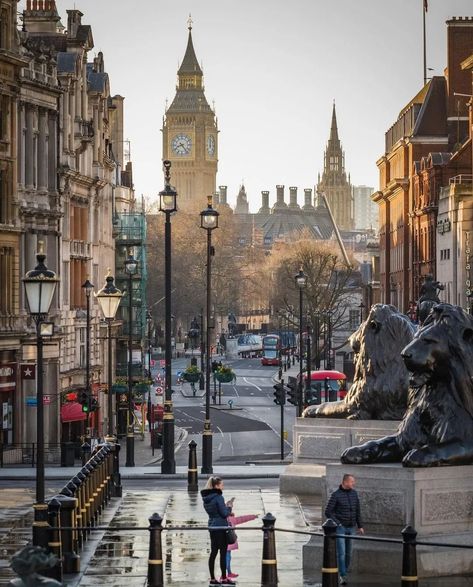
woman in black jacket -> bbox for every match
[201,476,236,586]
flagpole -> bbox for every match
[423,0,427,85]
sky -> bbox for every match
[18,0,473,211]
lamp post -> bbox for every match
[23,241,59,547]
[146,310,153,447]
[199,310,205,390]
[200,195,219,474]
[95,271,123,437]
[82,277,94,443]
[314,310,321,369]
[160,160,177,474]
[295,268,307,417]
[305,314,312,406]
[124,251,138,467]
[326,309,333,370]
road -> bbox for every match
[152,356,296,467]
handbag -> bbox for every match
[226,527,238,544]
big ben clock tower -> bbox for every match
[162,19,218,209]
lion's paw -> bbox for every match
[340,446,365,464]
[402,448,437,467]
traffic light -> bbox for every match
[273,381,285,406]
[287,377,299,406]
[78,388,88,407]
[78,388,98,413]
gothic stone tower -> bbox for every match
[162,20,218,209]
[317,103,353,230]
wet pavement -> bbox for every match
[66,489,309,586]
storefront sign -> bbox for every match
[20,364,36,380]
[0,362,16,392]
[26,397,37,406]
[43,395,51,405]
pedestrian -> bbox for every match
[324,474,364,585]
[224,508,258,580]
[201,476,236,586]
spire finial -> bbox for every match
[187,14,193,31]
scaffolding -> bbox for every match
[114,212,148,377]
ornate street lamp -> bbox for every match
[95,271,123,438]
[23,241,59,547]
[124,251,138,467]
[295,268,306,417]
[200,195,219,474]
[81,277,94,444]
[160,160,177,474]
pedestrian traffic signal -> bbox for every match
[287,377,299,407]
[273,382,285,406]
[78,389,88,406]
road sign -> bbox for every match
[159,360,165,367]
[156,387,163,395]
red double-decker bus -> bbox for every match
[261,334,281,366]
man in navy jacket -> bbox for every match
[325,474,364,585]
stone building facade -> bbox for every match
[162,22,218,209]
[0,1,28,445]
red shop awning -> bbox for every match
[61,402,87,423]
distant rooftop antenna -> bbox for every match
[187,13,193,30]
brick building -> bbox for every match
[373,17,473,310]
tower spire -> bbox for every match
[330,100,339,143]
[178,17,202,76]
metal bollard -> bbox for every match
[111,442,122,497]
[187,440,198,492]
[45,496,63,582]
[401,525,418,587]
[322,518,338,587]
[56,493,80,574]
[261,512,277,586]
[147,512,164,587]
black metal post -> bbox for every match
[187,440,198,491]
[261,513,278,586]
[401,525,418,587]
[162,209,176,473]
[33,322,49,548]
[322,518,338,587]
[327,311,333,370]
[126,271,135,467]
[199,311,205,390]
[315,311,320,370]
[280,376,284,460]
[107,319,113,437]
[304,319,311,416]
[85,289,91,443]
[298,288,303,417]
[202,229,213,474]
[147,512,164,587]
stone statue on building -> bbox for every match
[187,316,200,349]
[417,274,444,324]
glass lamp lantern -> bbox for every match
[200,196,219,231]
[23,241,59,318]
[95,270,123,320]
[295,268,307,289]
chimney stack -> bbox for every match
[24,0,60,34]
[212,192,219,208]
[288,186,300,210]
[67,9,83,38]
[303,188,315,211]
[219,185,227,205]
[259,191,270,214]
[272,185,287,210]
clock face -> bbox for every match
[171,134,192,156]
[207,135,215,156]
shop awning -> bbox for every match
[61,402,87,423]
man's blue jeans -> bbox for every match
[336,525,356,577]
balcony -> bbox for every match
[0,313,24,334]
[70,240,91,259]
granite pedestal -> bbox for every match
[303,462,473,578]
[279,417,399,495]
[225,338,239,359]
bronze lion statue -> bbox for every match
[303,304,415,420]
[341,304,473,467]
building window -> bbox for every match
[62,261,69,305]
[349,309,359,330]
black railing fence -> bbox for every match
[0,442,80,467]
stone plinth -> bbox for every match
[225,338,238,359]
[280,418,399,495]
[303,462,473,578]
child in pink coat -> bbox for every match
[224,512,258,579]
